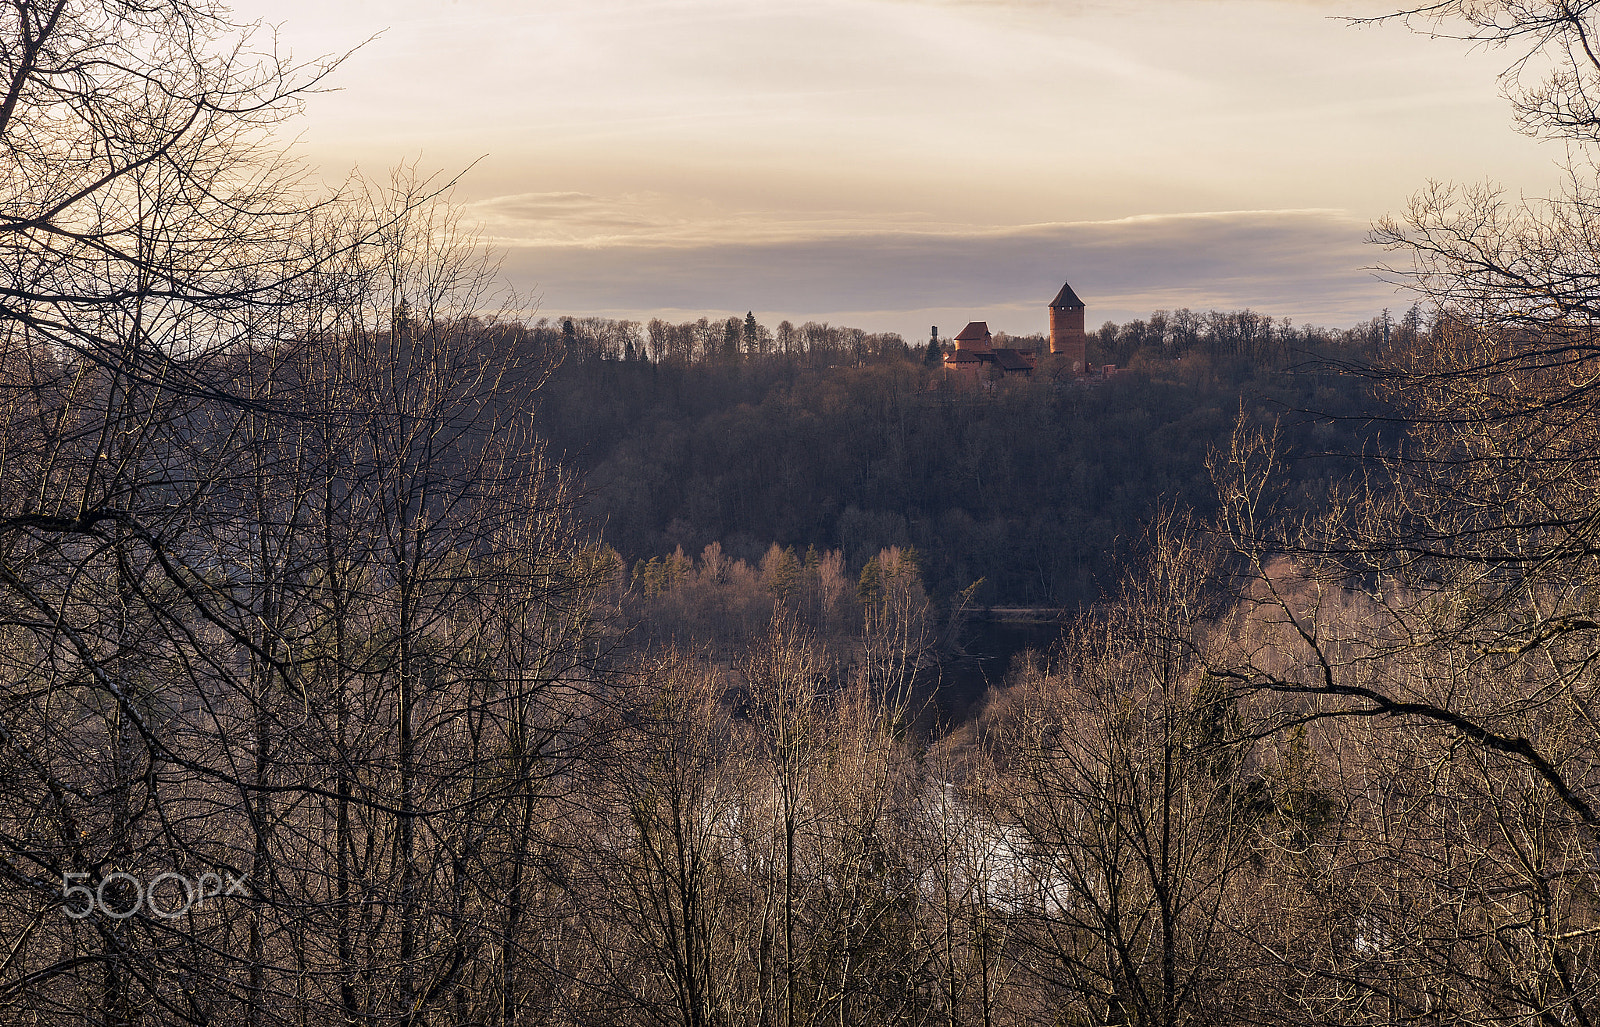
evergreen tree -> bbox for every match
[744,310,760,353]
[857,556,882,604]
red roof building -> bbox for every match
[942,320,1036,385]
[939,281,1091,384]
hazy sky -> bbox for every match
[230,0,1566,336]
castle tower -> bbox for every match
[953,321,992,353]
[1048,280,1087,373]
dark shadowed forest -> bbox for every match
[531,308,1390,607]
[4,2,1600,1027]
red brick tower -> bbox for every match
[1048,280,1087,373]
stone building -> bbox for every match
[942,279,1090,384]
[941,321,1036,385]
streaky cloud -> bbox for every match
[494,207,1405,333]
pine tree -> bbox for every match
[857,556,882,604]
[743,310,760,353]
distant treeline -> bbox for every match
[530,313,914,366]
[519,307,1407,607]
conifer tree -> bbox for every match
[744,310,761,353]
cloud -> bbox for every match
[468,192,989,248]
[467,192,690,243]
[491,207,1406,333]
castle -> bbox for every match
[942,279,1091,385]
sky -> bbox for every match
[227,0,1569,337]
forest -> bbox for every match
[3,2,1600,1026]
[529,306,1387,607]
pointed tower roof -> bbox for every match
[1049,281,1084,309]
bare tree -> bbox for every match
[1207,413,1600,1025]
[855,547,934,708]
[0,6,612,1021]
[0,3,354,1020]
[993,524,1262,1027]
[567,648,751,1027]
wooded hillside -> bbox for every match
[529,310,1388,606]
